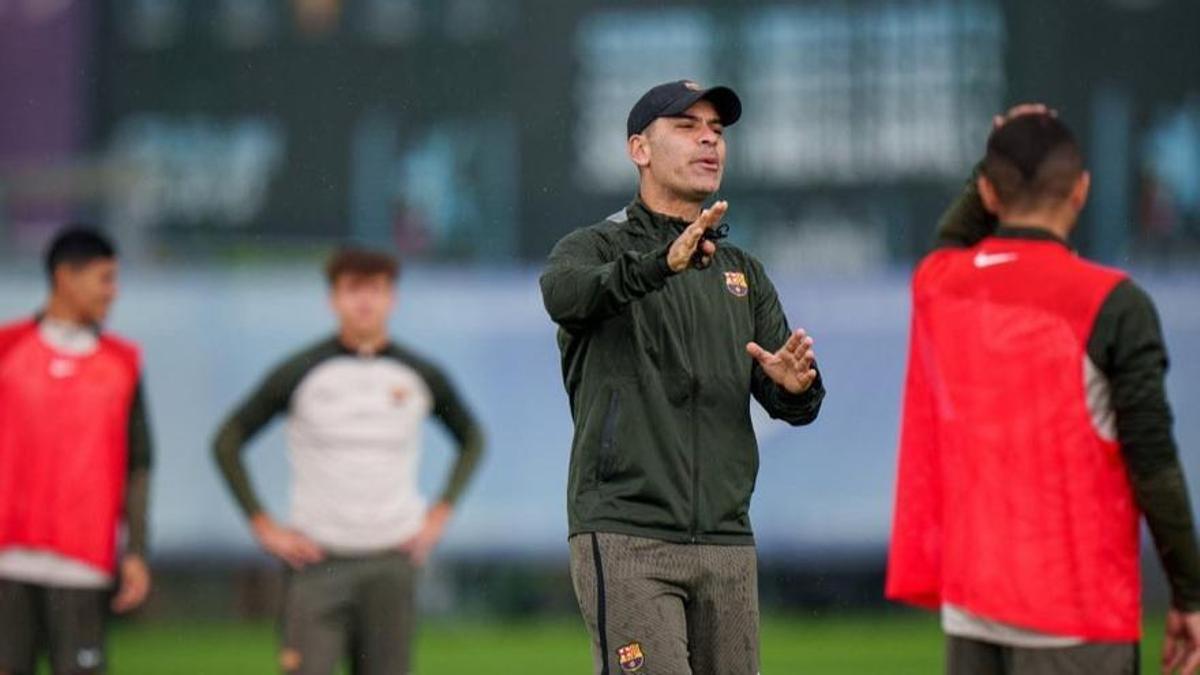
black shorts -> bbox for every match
[0,578,108,674]
[946,634,1139,675]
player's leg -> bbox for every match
[685,544,758,675]
[39,585,107,675]
[279,560,355,675]
[570,532,691,674]
[351,552,417,675]
[0,579,38,675]
[944,635,1009,675]
[1010,641,1138,675]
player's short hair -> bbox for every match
[325,247,400,286]
[44,226,117,283]
[982,113,1084,212]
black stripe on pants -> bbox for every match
[590,532,609,675]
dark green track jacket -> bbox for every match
[540,199,825,545]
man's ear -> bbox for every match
[1070,171,1091,212]
[628,133,651,170]
[977,175,1002,216]
[50,264,76,294]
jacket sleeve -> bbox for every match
[1095,281,1200,610]
[420,361,486,507]
[748,260,824,426]
[540,226,675,332]
[885,289,943,609]
[124,380,153,557]
[211,358,304,518]
[935,162,997,249]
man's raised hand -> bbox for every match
[667,201,728,273]
[746,328,818,395]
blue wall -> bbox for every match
[2,266,1197,559]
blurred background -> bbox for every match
[2,0,1199,671]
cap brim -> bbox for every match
[661,86,742,127]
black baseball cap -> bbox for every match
[626,80,742,138]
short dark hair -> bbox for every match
[982,113,1085,211]
[44,226,117,282]
[325,247,400,286]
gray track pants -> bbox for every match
[570,532,759,675]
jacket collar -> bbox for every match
[627,196,693,238]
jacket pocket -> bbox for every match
[596,389,621,482]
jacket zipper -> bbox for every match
[684,266,702,543]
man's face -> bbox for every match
[634,99,727,201]
[54,259,118,325]
[330,273,395,336]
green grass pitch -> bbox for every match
[83,613,1166,674]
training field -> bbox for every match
[79,613,1164,674]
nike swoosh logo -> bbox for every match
[973,251,1019,268]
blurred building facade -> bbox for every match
[1,0,1199,268]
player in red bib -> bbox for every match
[0,228,154,675]
[888,107,1200,674]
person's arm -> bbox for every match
[1094,281,1200,673]
[1094,281,1200,610]
[400,359,485,566]
[427,366,485,507]
[212,370,291,519]
[539,227,675,331]
[746,261,823,426]
[934,162,997,249]
[540,202,728,332]
[113,379,153,613]
[124,380,152,557]
[212,353,325,569]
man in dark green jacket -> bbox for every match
[540,80,825,675]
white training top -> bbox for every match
[285,353,434,553]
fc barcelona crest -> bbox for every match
[617,641,645,671]
[724,271,749,297]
